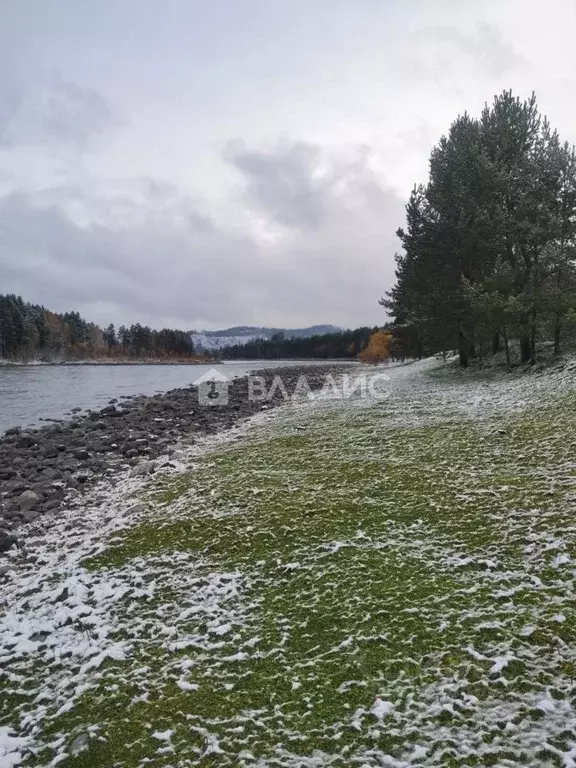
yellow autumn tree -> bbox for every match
[358,331,393,364]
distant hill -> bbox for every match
[190,325,342,351]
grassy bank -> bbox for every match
[3,361,576,766]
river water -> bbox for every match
[0,360,341,432]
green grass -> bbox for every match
[6,376,576,766]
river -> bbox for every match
[0,360,345,432]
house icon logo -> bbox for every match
[193,368,232,406]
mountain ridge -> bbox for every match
[190,325,342,351]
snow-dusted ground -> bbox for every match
[3,358,576,766]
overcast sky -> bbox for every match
[1,0,575,330]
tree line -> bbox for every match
[220,327,386,360]
[384,91,576,366]
[0,294,196,361]
[219,327,410,362]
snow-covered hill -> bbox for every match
[191,325,341,351]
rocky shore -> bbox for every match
[0,364,351,553]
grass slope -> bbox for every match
[3,361,576,766]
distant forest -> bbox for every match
[219,327,386,360]
[0,294,395,364]
[0,294,196,361]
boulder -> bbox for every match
[129,461,156,477]
[100,405,121,417]
[0,532,17,552]
[17,435,36,449]
[19,490,41,511]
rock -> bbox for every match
[19,490,41,511]
[0,532,17,552]
[17,435,36,449]
[0,469,16,481]
[129,461,155,477]
[5,426,21,436]
[74,449,90,460]
[100,405,121,417]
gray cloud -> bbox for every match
[0,69,112,148]
[0,142,404,329]
[408,22,524,81]
[225,141,327,229]
[1,0,572,330]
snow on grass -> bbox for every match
[4,359,576,765]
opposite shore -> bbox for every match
[0,357,213,366]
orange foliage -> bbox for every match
[358,331,393,364]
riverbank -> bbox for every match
[0,364,352,551]
[0,358,211,366]
[4,358,576,766]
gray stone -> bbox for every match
[5,426,21,436]
[17,435,36,449]
[0,532,17,552]
[100,405,120,417]
[19,490,41,511]
[129,461,155,477]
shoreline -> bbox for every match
[0,358,212,367]
[0,363,352,553]
[0,357,359,367]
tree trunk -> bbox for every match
[520,334,531,364]
[554,315,561,356]
[529,304,537,365]
[458,326,468,367]
[502,326,511,367]
[492,331,501,355]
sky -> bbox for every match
[0,0,575,331]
